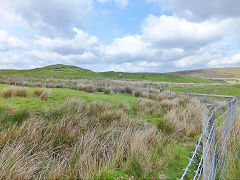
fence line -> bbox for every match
[179,93,238,180]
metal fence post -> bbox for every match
[203,108,215,180]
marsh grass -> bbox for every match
[2,88,14,98]
[14,87,28,97]
[34,88,44,96]
[2,87,28,98]
[104,88,113,95]
[41,90,51,101]
[0,98,165,179]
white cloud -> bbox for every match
[35,28,99,55]
[0,30,28,51]
[208,52,240,67]
[142,15,235,49]
[0,0,94,36]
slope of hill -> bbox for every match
[0,64,218,83]
[174,67,240,79]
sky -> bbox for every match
[0,0,240,72]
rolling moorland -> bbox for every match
[174,67,240,83]
[0,64,218,83]
[0,64,240,179]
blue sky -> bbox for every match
[0,0,240,72]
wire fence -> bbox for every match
[179,93,238,180]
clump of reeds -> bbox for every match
[34,88,45,96]
[2,87,14,98]
[0,97,165,179]
[2,87,29,98]
[40,90,51,101]
[118,102,130,111]
[104,88,113,95]
[134,90,143,97]
[14,87,28,97]
[124,87,133,95]
[77,84,96,93]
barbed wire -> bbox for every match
[179,93,238,180]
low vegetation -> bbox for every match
[0,82,209,179]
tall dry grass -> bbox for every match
[2,88,14,98]
[161,98,203,137]
[0,98,165,179]
[2,87,28,98]
[40,90,51,101]
[34,88,44,96]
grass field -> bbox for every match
[169,85,240,97]
[0,64,218,83]
[0,83,203,179]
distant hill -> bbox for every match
[0,64,218,83]
[173,67,240,79]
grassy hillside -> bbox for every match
[0,64,218,83]
[174,67,240,79]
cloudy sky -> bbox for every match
[0,0,240,72]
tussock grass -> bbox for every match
[41,90,51,101]
[162,98,203,137]
[0,98,165,179]
[119,102,130,111]
[2,87,28,98]
[34,88,44,96]
[104,88,113,94]
[2,87,14,98]
[14,87,28,97]
[77,83,96,93]
[134,90,143,97]
[125,87,133,95]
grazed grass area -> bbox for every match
[0,84,137,111]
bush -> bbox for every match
[104,88,113,95]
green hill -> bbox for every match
[0,64,218,83]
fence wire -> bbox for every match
[179,93,238,180]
